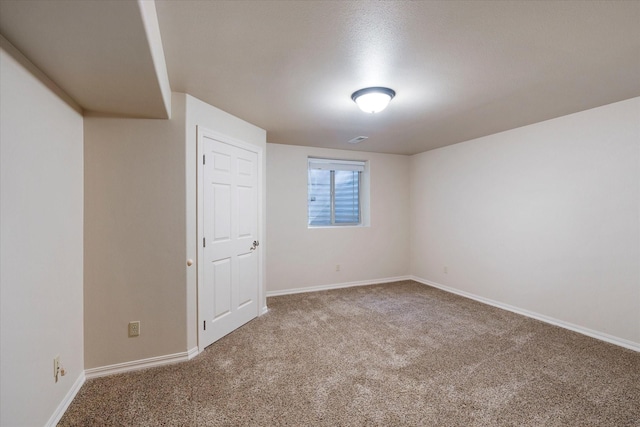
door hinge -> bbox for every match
[203,237,206,247]
[203,155,206,165]
[203,320,206,330]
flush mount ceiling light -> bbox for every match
[351,87,396,113]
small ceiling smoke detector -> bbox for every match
[351,87,396,113]
[348,136,368,144]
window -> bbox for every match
[308,158,365,226]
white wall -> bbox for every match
[266,144,410,293]
[1,38,84,426]
[83,95,187,369]
[185,94,267,348]
[83,93,267,367]
[410,97,640,347]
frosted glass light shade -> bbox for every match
[351,87,396,113]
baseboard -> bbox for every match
[260,305,269,315]
[45,371,86,427]
[85,346,200,379]
[411,276,640,352]
[187,346,199,359]
[266,275,412,297]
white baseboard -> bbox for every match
[187,346,199,359]
[260,305,269,315]
[411,275,640,352]
[45,371,86,427]
[266,275,412,297]
[85,346,200,379]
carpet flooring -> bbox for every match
[59,281,640,426]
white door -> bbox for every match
[198,127,260,350]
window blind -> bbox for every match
[308,158,365,172]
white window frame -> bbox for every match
[308,158,366,227]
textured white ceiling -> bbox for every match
[155,0,640,154]
[0,0,170,118]
[2,1,639,154]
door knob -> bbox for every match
[250,240,260,250]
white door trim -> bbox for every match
[196,125,264,353]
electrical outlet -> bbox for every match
[54,355,60,383]
[128,321,140,337]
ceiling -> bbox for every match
[0,0,170,118]
[1,0,639,155]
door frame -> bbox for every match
[196,125,264,353]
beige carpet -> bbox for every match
[59,281,640,426]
